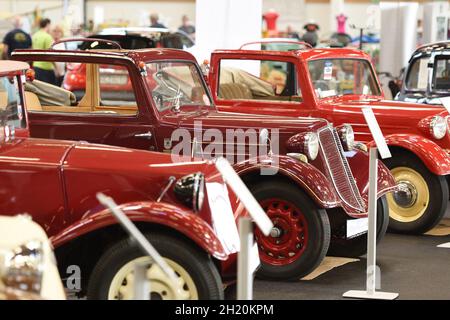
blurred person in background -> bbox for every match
[51,25,66,86]
[2,16,32,59]
[178,15,195,37]
[302,21,319,47]
[66,24,84,50]
[150,13,166,28]
[286,25,300,40]
[32,18,56,85]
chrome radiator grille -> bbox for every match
[317,125,365,212]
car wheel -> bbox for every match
[86,232,223,300]
[384,152,448,234]
[249,179,331,280]
[327,196,389,257]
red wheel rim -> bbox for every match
[254,198,309,266]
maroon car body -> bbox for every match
[0,60,243,300]
[12,47,396,280]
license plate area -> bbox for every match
[346,217,368,239]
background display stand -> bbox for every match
[215,157,273,300]
[97,193,178,300]
[343,108,399,300]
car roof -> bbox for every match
[12,47,197,63]
[213,47,370,61]
[413,41,450,56]
[0,60,29,76]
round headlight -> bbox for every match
[304,132,319,161]
[337,124,355,151]
[173,172,205,212]
[431,116,447,140]
[0,240,44,294]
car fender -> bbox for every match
[50,201,228,261]
[344,149,397,204]
[233,155,340,209]
[368,134,450,176]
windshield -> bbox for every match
[145,61,212,112]
[0,75,26,130]
[308,59,381,99]
[405,55,450,93]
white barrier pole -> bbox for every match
[366,147,379,295]
[237,217,254,300]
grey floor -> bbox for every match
[253,232,450,300]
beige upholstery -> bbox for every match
[24,91,42,111]
[219,67,274,98]
[218,83,253,100]
[24,80,76,106]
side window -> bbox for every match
[24,61,137,116]
[0,75,26,129]
[433,56,450,90]
[218,59,302,103]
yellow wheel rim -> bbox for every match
[107,257,198,300]
[387,167,430,223]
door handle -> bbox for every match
[134,131,153,140]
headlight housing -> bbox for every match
[173,172,205,212]
[0,240,44,294]
[286,132,319,161]
[430,115,447,140]
[337,124,355,151]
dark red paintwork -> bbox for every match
[12,49,395,219]
[0,61,242,282]
[208,47,450,176]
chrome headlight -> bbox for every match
[0,240,44,294]
[337,124,355,151]
[430,115,447,140]
[173,172,205,212]
[304,132,319,161]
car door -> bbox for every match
[16,53,158,151]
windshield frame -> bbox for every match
[307,57,382,100]
[144,59,215,113]
[404,51,450,96]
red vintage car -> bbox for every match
[12,45,396,280]
[206,41,450,234]
[0,60,247,300]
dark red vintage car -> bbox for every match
[206,42,450,234]
[12,45,396,280]
[0,60,247,300]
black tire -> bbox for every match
[248,179,331,280]
[327,196,389,258]
[86,232,223,300]
[383,151,448,234]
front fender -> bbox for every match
[233,155,340,209]
[345,149,397,205]
[368,134,450,176]
[50,201,228,261]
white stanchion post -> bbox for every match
[214,157,273,301]
[237,217,254,300]
[133,262,150,300]
[343,108,398,300]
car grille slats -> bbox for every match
[318,125,366,212]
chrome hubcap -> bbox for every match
[393,180,418,208]
[270,227,282,238]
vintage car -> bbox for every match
[0,60,247,300]
[0,215,66,300]
[12,44,396,281]
[204,41,450,235]
[395,41,450,104]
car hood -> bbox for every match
[162,108,330,135]
[322,98,449,124]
